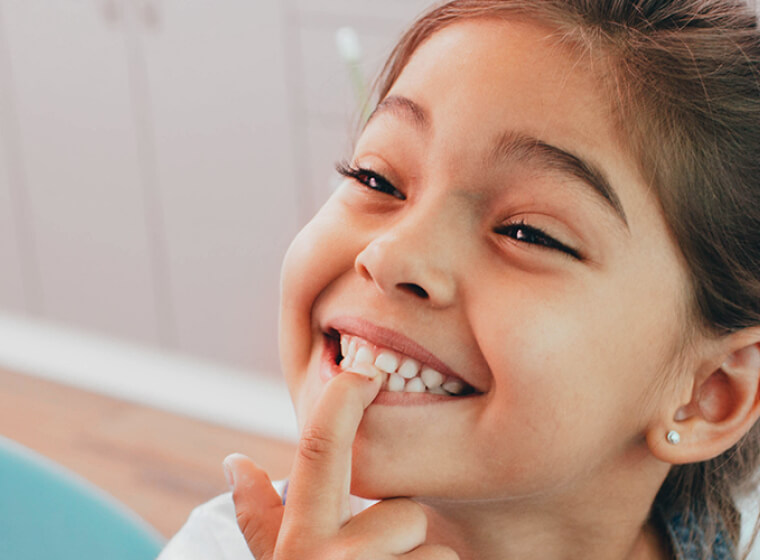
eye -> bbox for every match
[495,221,582,260]
[336,161,406,200]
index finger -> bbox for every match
[283,368,382,535]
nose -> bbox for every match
[354,211,458,308]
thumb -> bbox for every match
[224,453,284,560]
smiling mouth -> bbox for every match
[325,330,478,397]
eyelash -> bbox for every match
[336,161,406,200]
[336,160,581,260]
[495,221,582,260]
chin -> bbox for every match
[349,437,404,499]
[348,458,466,502]
[349,463,409,500]
[348,435,433,500]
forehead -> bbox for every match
[389,18,617,156]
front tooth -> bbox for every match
[344,338,358,366]
[374,351,399,373]
[386,373,405,392]
[397,358,421,379]
[404,377,426,393]
[348,336,359,359]
[420,367,444,388]
[354,345,375,366]
[341,352,353,369]
[442,377,465,395]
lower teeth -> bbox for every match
[404,377,426,393]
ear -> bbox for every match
[648,329,760,465]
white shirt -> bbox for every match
[157,481,376,560]
[157,491,256,560]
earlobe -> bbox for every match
[648,336,760,465]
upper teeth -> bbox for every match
[339,334,470,395]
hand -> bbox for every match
[224,370,460,559]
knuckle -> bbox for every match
[234,507,250,532]
[297,425,339,463]
[235,509,264,553]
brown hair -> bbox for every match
[369,1,760,557]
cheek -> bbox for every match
[280,201,365,319]
[475,300,595,432]
[279,203,367,401]
[279,222,322,385]
[280,216,337,323]
[471,277,669,444]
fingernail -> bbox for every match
[223,455,236,489]
[345,363,382,378]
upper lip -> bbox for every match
[324,316,482,392]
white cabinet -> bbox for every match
[0,0,162,346]
[140,0,298,373]
[0,0,303,373]
[0,99,27,314]
[0,1,299,373]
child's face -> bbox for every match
[279,19,692,504]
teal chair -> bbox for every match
[0,435,165,560]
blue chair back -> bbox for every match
[0,435,164,560]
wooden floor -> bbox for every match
[0,368,296,539]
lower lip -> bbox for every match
[320,336,477,406]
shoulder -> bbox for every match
[156,480,288,560]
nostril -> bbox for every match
[356,262,372,281]
[397,283,429,299]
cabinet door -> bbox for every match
[1,0,162,344]
[139,0,298,374]
[0,96,27,313]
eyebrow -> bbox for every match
[489,131,628,228]
[366,95,628,228]
[366,95,429,131]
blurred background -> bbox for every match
[0,0,434,539]
[2,0,760,549]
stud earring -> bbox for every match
[666,430,681,445]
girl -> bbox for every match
[159,1,760,558]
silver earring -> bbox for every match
[666,430,681,445]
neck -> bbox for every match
[416,449,673,560]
